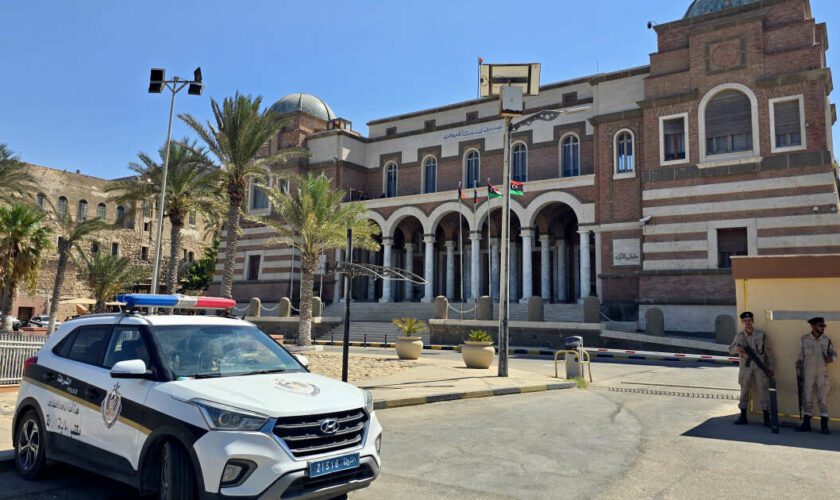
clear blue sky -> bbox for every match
[1,0,838,179]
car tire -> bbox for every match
[15,410,47,480]
[159,440,195,500]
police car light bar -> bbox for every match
[116,294,236,309]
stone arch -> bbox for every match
[428,201,476,234]
[524,190,591,227]
[475,198,526,230]
[383,206,430,238]
[365,211,387,235]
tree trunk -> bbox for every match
[166,216,184,294]
[296,256,317,346]
[221,190,243,300]
[2,276,18,332]
[48,243,70,335]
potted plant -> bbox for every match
[462,329,495,369]
[392,317,427,360]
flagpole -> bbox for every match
[457,183,464,320]
[486,178,491,302]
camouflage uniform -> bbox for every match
[798,332,837,418]
[729,329,774,411]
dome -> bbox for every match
[269,93,336,121]
[684,0,759,18]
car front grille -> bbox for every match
[272,408,368,458]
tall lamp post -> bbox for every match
[147,67,203,295]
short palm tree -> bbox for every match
[393,318,428,337]
[46,211,110,334]
[77,253,147,313]
[180,93,307,299]
[108,139,221,293]
[0,144,35,204]
[248,173,379,346]
[0,204,53,331]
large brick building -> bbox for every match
[11,164,212,321]
[217,0,840,332]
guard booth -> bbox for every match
[732,255,840,427]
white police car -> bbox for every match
[12,294,382,499]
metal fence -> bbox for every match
[0,332,47,386]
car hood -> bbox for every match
[158,372,368,417]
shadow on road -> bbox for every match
[682,414,840,452]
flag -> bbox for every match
[488,182,502,199]
[478,56,484,65]
[457,181,463,201]
[509,180,524,196]
[473,183,479,204]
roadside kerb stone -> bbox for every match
[372,383,576,410]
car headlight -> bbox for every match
[191,399,269,431]
[363,389,374,413]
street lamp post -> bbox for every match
[147,67,203,296]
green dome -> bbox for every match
[269,93,336,121]
[684,0,759,18]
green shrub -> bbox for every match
[392,317,428,336]
[467,329,493,343]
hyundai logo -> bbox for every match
[320,418,340,434]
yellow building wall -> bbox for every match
[735,276,840,421]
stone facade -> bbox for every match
[214,0,840,333]
[10,164,212,321]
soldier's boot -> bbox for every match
[820,417,831,435]
[734,409,748,425]
[795,416,812,432]
[763,411,771,427]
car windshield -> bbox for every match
[151,325,306,379]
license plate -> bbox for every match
[309,453,360,478]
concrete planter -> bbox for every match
[395,336,423,360]
[461,341,495,369]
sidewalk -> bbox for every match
[0,352,575,458]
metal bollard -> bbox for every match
[384,334,388,347]
[363,333,367,348]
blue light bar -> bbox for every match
[117,294,235,309]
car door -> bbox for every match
[83,324,156,473]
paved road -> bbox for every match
[4,357,839,499]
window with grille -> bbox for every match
[663,117,686,161]
[77,200,88,222]
[717,227,747,269]
[773,98,803,150]
[96,203,106,219]
[512,143,527,182]
[561,135,580,177]
[705,90,753,156]
[116,206,125,225]
[385,163,398,198]
[424,120,435,131]
[615,131,634,173]
[423,157,437,194]
[58,196,68,218]
[36,193,46,209]
[188,210,196,225]
[466,111,478,122]
[464,151,480,188]
[142,201,151,218]
[250,179,269,210]
[385,127,397,136]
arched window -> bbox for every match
[57,196,68,218]
[142,201,151,218]
[116,205,125,226]
[422,156,437,194]
[615,130,634,174]
[36,193,46,209]
[96,202,107,219]
[384,162,398,198]
[560,135,580,177]
[464,150,480,189]
[704,89,753,156]
[77,200,88,222]
[512,143,527,182]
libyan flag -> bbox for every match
[488,181,524,199]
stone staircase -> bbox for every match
[322,302,436,322]
[318,321,431,344]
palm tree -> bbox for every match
[77,253,147,313]
[248,173,379,346]
[108,139,220,293]
[180,93,307,299]
[0,204,53,331]
[46,212,110,334]
[0,144,35,204]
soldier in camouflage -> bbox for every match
[796,317,836,435]
[729,311,775,426]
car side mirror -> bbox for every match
[110,359,151,379]
[294,354,310,369]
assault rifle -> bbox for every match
[743,344,779,434]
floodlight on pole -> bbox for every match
[147,66,203,299]
[477,62,540,378]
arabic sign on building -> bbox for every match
[613,238,641,266]
[441,123,504,142]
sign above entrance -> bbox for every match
[441,123,504,143]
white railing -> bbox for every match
[0,333,47,386]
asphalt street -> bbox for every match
[3,355,839,499]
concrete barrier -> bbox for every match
[434,296,448,320]
[645,308,664,336]
[248,297,261,317]
[527,297,544,321]
[312,297,323,318]
[278,297,291,317]
[477,296,492,320]
[714,314,736,345]
[583,296,600,323]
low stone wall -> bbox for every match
[247,317,342,341]
[429,320,600,349]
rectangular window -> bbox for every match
[717,227,747,269]
[562,92,578,106]
[662,117,686,162]
[183,249,188,260]
[111,242,119,256]
[385,127,397,136]
[91,242,100,255]
[141,246,148,261]
[188,210,196,226]
[278,179,290,195]
[772,97,804,151]
[424,119,436,131]
[188,251,195,262]
[66,326,112,366]
[143,201,151,218]
[247,254,261,281]
[143,222,150,232]
[466,111,478,122]
[96,204,106,219]
[250,181,269,211]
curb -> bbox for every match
[371,382,577,410]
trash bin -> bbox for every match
[564,336,584,379]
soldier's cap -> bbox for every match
[739,311,754,320]
[808,317,826,326]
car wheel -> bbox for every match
[15,410,47,479]
[159,440,195,500]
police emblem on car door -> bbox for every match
[101,383,122,428]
